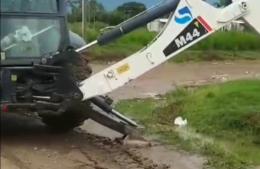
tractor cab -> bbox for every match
[0,0,137,135]
[0,0,84,118]
[0,0,70,66]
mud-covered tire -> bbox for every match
[41,53,93,132]
[40,101,93,132]
[41,113,85,132]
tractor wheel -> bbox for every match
[42,52,93,132]
[40,101,93,132]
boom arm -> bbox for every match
[79,0,260,100]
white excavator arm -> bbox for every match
[79,0,260,100]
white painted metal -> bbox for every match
[242,0,260,33]
[76,40,98,53]
[79,0,259,100]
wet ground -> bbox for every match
[1,113,204,169]
[2,61,260,169]
[105,61,260,100]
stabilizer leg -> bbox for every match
[87,96,138,136]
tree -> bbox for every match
[116,2,146,19]
[106,11,125,25]
[67,0,106,23]
[68,6,82,22]
[67,1,147,26]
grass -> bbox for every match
[89,28,155,60]
[69,22,156,60]
[192,31,260,51]
[173,50,260,62]
[116,80,260,169]
[69,22,109,42]
[69,22,260,61]
[87,28,156,60]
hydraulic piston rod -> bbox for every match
[76,0,180,53]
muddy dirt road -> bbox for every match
[104,60,260,100]
[2,61,260,169]
[1,115,204,169]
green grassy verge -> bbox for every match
[173,50,260,62]
[192,31,260,51]
[116,80,260,169]
[69,22,156,60]
[88,28,156,60]
[69,22,109,42]
[69,22,260,61]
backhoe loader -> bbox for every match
[1,0,259,136]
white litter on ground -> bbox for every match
[174,117,188,127]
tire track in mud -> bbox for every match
[1,115,204,169]
[76,133,170,169]
[121,148,170,169]
[2,148,31,169]
[1,110,204,169]
[2,127,170,169]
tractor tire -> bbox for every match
[40,101,93,132]
[41,114,85,132]
[41,53,94,132]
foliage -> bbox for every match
[79,27,156,60]
[192,31,260,51]
[117,2,146,19]
[69,21,108,41]
[69,22,155,60]
[68,0,107,23]
[162,81,260,136]
[116,80,260,169]
[70,26,260,61]
[68,4,82,22]
[173,50,260,62]
[68,0,146,25]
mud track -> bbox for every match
[1,114,203,169]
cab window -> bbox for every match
[0,0,58,13]
[1,18,61,58]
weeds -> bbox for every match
[69,22,260,61]
[116,80,260,169]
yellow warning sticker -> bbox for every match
[116,64,130,75]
